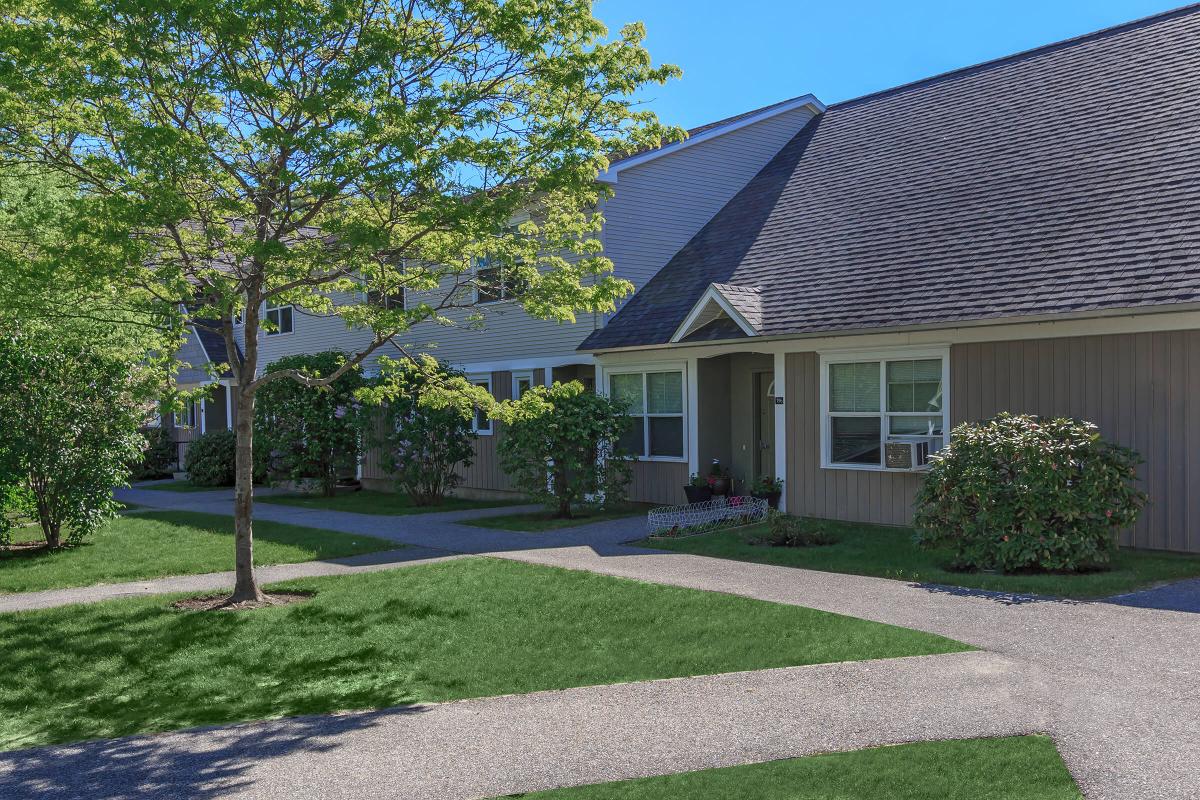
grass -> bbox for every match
[0,557,969,750]
[258,489,527,516]
[459,503,655,533]
[0,511,394,594]
[492,736,1082,800]
[641,518,1200,599]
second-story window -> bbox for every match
[475,256,529,304]
[367,286,407,310]
[265,302,294,335]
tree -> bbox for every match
[363,354,485,505]
[0,1,681,603]
[256,352,366,496]
[0,329,152,548]
[494,380,632,518]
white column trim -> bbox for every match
[199,398,207,435]
[773,351,788,513]
[686,357,700,476]
[224,384,233,430]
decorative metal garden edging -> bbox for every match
[646,495,769,538]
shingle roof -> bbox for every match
[192,322,241,378]
[581,4,1200,351]
[710,283,763,332]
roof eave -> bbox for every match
[597,94,825,185]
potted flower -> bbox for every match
[708,459,734,497]
[683,473,713,504]
[750,476,784,509]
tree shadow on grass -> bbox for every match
[0,705,427,800]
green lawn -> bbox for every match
[137,480,224,492]
[258,489,526,516]
[641,518,1200,599]
[0,511,394,594]
[460,504,654,533]
[494,736,1081,800]
[0,557,969,750]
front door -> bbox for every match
[754,371,775,479]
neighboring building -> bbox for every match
[161,322,240,468]
[170,93,828,492]
[580,5,1200,553]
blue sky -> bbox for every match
[594,0,1184,128]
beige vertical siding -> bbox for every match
[627,460,689,506]
[459,370,515,491]
[784,332,1200,553]
[784,352,924,526]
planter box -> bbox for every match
[751,490,781,510]
[683,484,713,504]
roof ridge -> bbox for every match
[828,2,1200,111]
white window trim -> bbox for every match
[469,373,494,435]
[511,370,534,400]
[264,302,294,336]
[818,346,950,472]
[174,398,198,430]
[473,256,518,306]
[602,362,688,463]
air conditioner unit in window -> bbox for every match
[885,439,930,470]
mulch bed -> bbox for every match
[171,591,316,612]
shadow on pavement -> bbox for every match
[0,706,427,800]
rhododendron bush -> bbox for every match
[914,413,1146,573]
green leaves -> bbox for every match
[494,380,632,517]
[913,412,1147,573]
[0,0,683,362]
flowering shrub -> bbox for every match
[494,381,633,518]
[256,352,366,496]
[913,413,1146,572]
[362,355,487,506]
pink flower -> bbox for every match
[1105,510,1113,518]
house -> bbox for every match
[166,92,829,488]
[165,5,1200,554]
[580,5,1200,553]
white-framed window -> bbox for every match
[607,368,686,461]
[474,256,529,305]
[265,302,294,335]
[819,348,949,470]
[366,286,406,310]
[511,371,534,400]
[174,399,198,430]
[469,373,494,435]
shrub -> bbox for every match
[256,352,366,496]
[363,355,483,506]
[0,331,149,548]
[184,429,237,487]
[754,512,839,547]
[494,381,633,518]
[132,423,176,480]
[913,413,1146,573]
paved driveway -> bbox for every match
[0,486,1193,799]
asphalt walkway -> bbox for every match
[0,485,1194,799]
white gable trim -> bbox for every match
[598,94,825,184]
[671,284,759,342]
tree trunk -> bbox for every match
[228,385,264,603]
[555,468,572,519]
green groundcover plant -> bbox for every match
[914,413,1146,572]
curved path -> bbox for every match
[0,486,1193,799]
